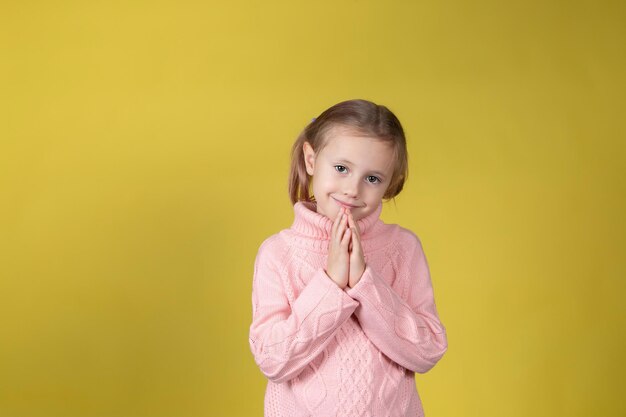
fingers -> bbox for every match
[341,227,351,248]
[331,207,343,237]
[333,208,349,243]
[346,210,361,239]
[351,226,362,254]
[331,208,362,252]
[347,210,362,252]
[346,210,357,232]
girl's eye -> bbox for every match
[334,165,347,173]
[366,175,381,184]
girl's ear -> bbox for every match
[303,141,316,176]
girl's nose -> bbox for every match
[342,178,359,198]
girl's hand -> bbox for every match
[326,207,351,289]
[347,210,366,288]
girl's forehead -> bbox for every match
[322,126,383,146]
[322,126,391,149]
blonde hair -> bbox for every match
[288,99,408,205]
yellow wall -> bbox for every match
[1,1,624,416]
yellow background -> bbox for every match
[1,1,624,416]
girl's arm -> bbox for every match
[346,230,448,373]
[249,237,359,383]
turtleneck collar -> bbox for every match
[285,201,385,252]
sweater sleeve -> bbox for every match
[249,238,359,383]
[345,231,448,374]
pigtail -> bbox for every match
[288,131,312,205]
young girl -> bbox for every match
[249,99,448,416]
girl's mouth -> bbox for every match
[332,197,360,209]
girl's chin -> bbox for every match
[317,206,345,220]
[315,200,369,220]
[345,208,368,221]
[351,212,365,221]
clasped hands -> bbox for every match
[325,206,365,290]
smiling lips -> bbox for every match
[332,197,361,209]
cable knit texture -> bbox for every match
[249,201,448,417]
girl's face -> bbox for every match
[303,127,396,221]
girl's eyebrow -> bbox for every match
[334,159,387,179]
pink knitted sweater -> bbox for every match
[249,201,448,417]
